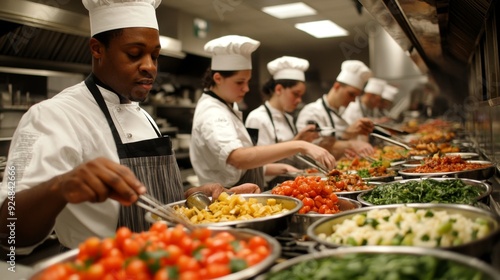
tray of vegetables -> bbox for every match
[31,223,281,280]
[306,204,500,257]
[256,246,500,280]
[357,178,492,206]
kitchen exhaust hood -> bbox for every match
[0,0,185,72]
[359,0,494,103]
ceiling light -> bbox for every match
[262,2,317,19]
[295,20,349,38]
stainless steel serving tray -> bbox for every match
[398,160,495,180]
[30,228,281,280]
[357,178,492,206]
[145,194,302,236]
[306,203,500,257]
[255,246,500,280]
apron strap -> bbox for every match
[321,96,337,137]
[263,104,279,144]
[85,74,124,147]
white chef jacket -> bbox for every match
[296,95,349,139]
[0,81,159,253]
[343,97,373,124]
[245,101,295,145]
[190,94,253,187]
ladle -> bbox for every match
[185,191,212,210]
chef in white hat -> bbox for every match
[246,56,318,145]
[343,77,387,125]
[245,56,321,188]
[0,1,258,254]
[296,60,375,158]
[191,39,335,189]
[374,83,399,122]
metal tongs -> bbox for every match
[295,153,330,175]
[370,133,412,150]
[136,194,195,231]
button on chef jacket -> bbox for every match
[0,82,160,253]
[190,94,255,187]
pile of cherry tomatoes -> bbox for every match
[35,222,271,280]
[272,176,340,214]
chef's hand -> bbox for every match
[230,183,261,194]
[349,140,374,156]
[56,157,146,206]
[302,142,336,170]
[294,124,320,142]
[346,118,374,136]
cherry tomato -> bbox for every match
[248,236,268,249]
[206,264,231,278]
[115,227,132,249]
[122,238,141,257]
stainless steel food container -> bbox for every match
[255,246,500,280]
[30,228,281,280]
[287,197,362,238]
[357,178,492,206]
[398,160,495,180]
[306,203,500,257]
[145,194,303,236]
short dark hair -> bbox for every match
[92,29,124,48]
[261,79,301,101]
[201,68,238,89]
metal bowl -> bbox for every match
[306,203,500,257]
[145,194,303,236]
[255,246,500,280]
[357,178,492,206]
[398,160,495,180]
[30,228,281,280]
[287,197,362,237]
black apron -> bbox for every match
[263,104,305,190]
[85,75,184,233]
[204,91,265,189]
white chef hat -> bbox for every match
[267,56,309,82]
[82,0,161,37]
[382,84,399,101]
[336,60,372,90]
[204,35,260,71]
[364,77,387,95]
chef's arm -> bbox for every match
[0,177,67,247]
[227,140,336,171]
[0,157,146,248]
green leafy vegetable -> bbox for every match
[264,254,488,280]
[362,179,483,205]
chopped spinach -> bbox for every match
[362,179,482,205]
